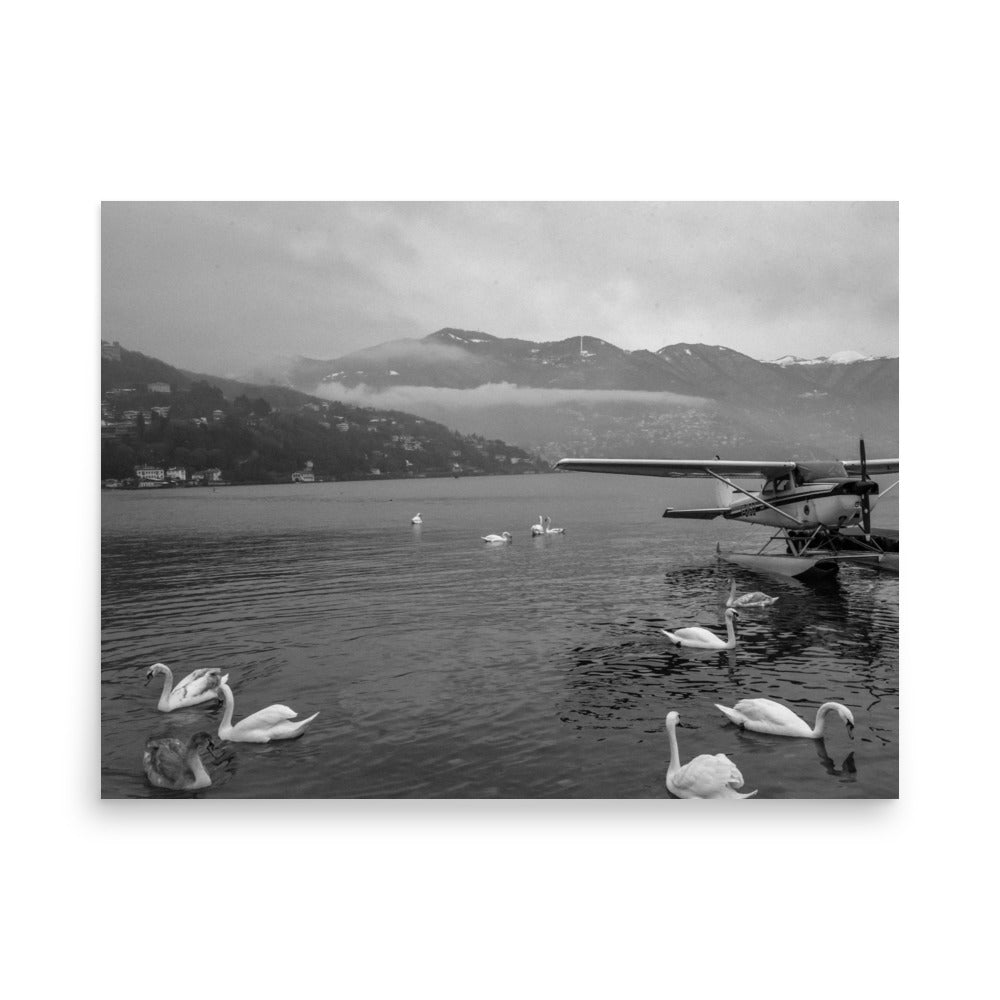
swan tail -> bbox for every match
[714,704,744,727]
[660,629,682,645]
[295,712,319,729]
[719,784,758,799]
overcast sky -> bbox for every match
[102,202,897,375]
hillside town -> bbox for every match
[101,342,549,487]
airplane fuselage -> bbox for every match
[726,478,872,529]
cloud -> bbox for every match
[314,381,710,412]
[102,202,897,374]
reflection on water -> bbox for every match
[102,476,898,798]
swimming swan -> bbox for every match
[143,731,221,790]
[725,579,778,608]
[543,516,565,534]
[145,663,230,712]
[530,515,545,536]
[482,532,513,544]
[217,680,319,743]
[664,711,757,799]
[661,608,739,649]
[715,698,855,739]
[411,513,422,524]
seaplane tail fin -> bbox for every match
[662,507,728,520]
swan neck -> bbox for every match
[187,746,211,786]
[219,685,235,735]
[157,666,174,709]
[666,720,681,778]
[726,614,737,647]
[812,703,838,738]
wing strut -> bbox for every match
[704,469,803,526]
[870,480,899,510]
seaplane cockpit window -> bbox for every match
[762,477,792,496]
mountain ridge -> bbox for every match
[246,328,897,461]
[268,328,897,404]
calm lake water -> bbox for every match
[101,473,898,798]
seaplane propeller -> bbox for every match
[857,438,877,540]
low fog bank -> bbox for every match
[315,380,711,412]
[314,381,896,462]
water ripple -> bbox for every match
[103,479,898,798]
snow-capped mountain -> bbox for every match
[774,350,891,366]
[250,329,897,458]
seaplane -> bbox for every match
[555,440,898,580]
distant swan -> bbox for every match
[143,731,220,790]
[530,515,545,536]
[543,515,566,534]
[217,680,319,743]
[411,513,422,524]
[715,698,855,739]
[661,608,738,649]
[145,663,229,712]
[664,711,757,799]
[482,532,513,544]
[726,579,778,608]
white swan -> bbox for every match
[543,515,566,534]
[482,531,513,544]
[143,731,220,790]
[664,711,757,799]
[725,579,778,608]
[411,513,422,524]
[661,608,739,649]
[530,514,545,536]
[715,698,855,739]
[145,663,230,712]
[217,680,319,743]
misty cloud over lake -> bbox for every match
[314,381,711,413]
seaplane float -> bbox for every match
[555,440,898,580]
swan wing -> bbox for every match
[173,668,222,699]
[672,627,718,643]
[238,704,299,729]
[733,698,804,729]
[672,754,744,797]
[144,738,192,785]
[735,592,777,606]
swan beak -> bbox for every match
[144,674,152,686]
[847,723,855,740]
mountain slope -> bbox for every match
[100,346,549,482]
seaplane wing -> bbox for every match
[841,457,899,475]
[554,458,796,480]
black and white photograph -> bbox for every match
[13,3,1000,999]
[101,201,898,799]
